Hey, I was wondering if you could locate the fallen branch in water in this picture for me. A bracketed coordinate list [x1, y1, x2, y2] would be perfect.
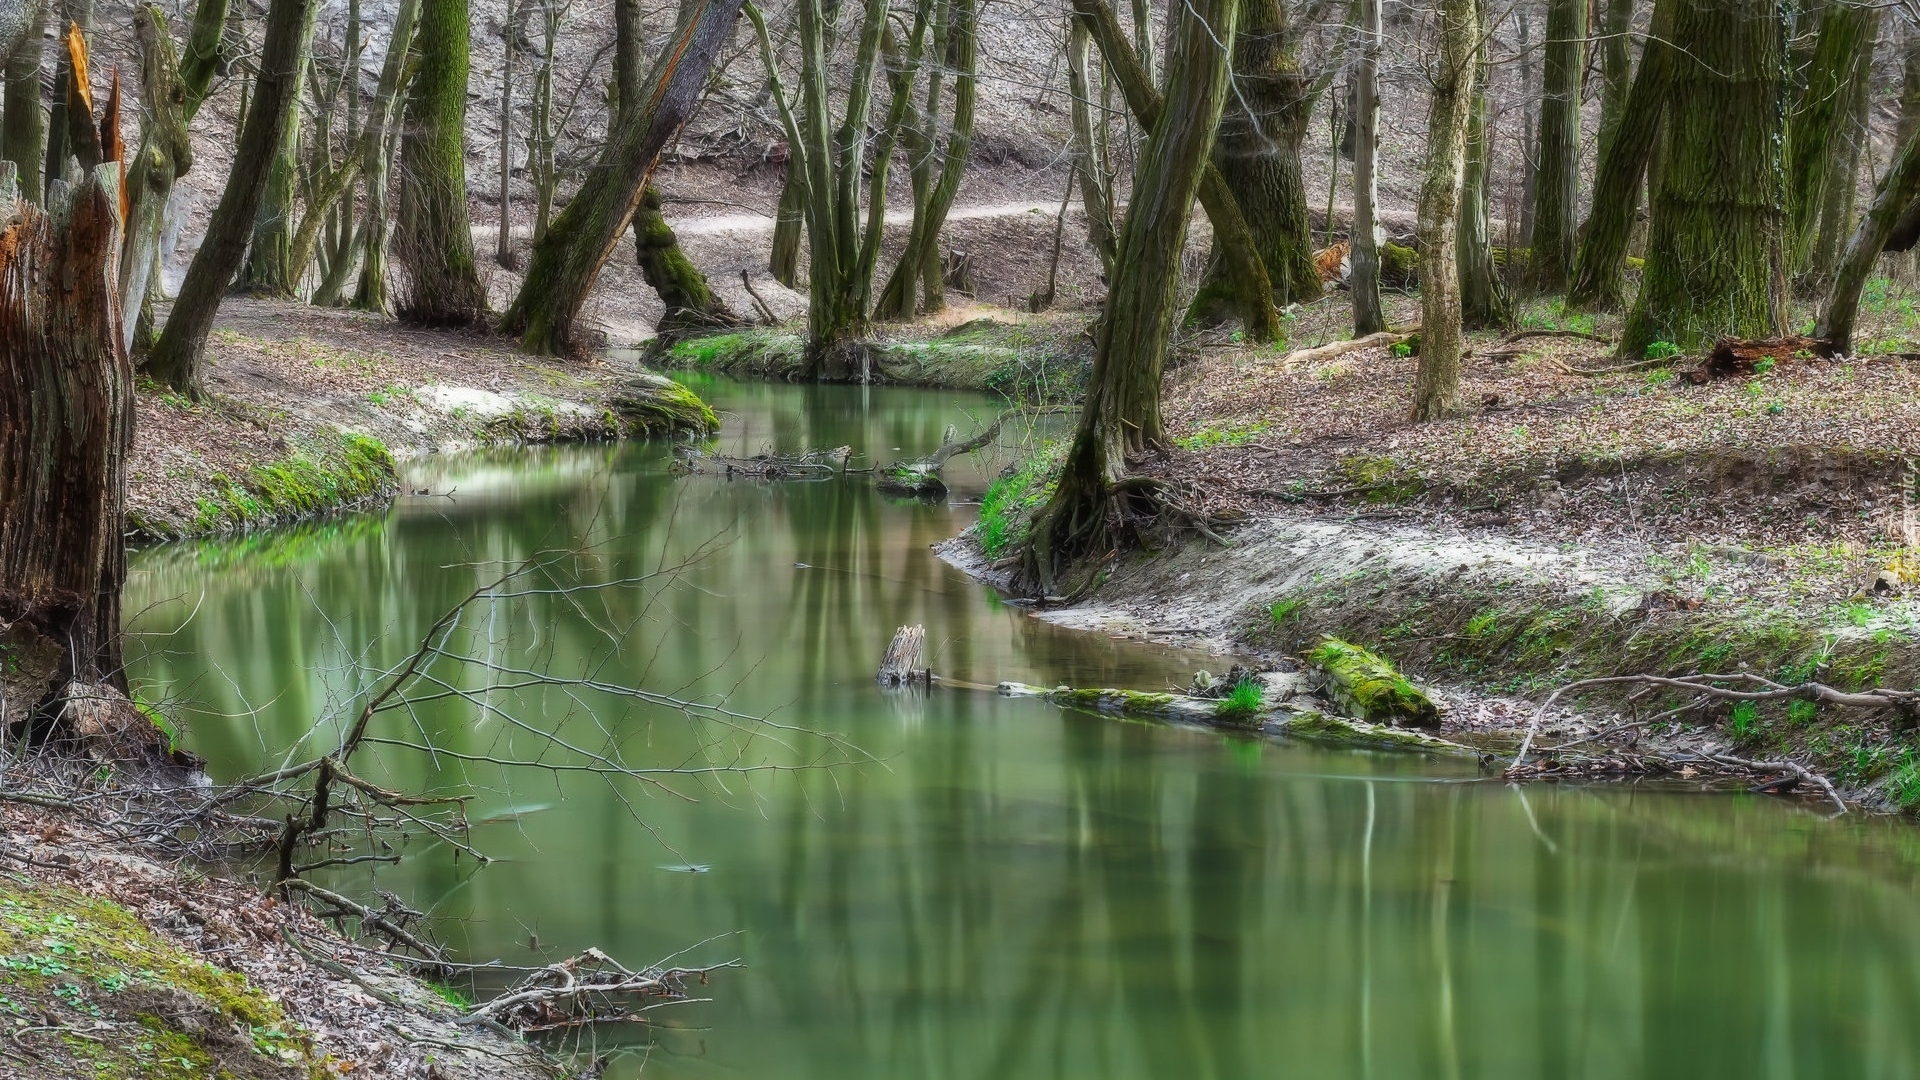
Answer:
[459, 948, 737, 1032]
[877, 405, 1071, 497]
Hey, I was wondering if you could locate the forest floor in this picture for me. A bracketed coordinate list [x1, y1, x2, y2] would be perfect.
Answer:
[931, 284, 1920, 816]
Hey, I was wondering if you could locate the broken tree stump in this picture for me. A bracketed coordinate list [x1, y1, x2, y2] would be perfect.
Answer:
[877, 625, 929, 687]
[1691, 335, 1835, 381]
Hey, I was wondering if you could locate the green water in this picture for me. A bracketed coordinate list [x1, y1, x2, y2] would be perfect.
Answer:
[127, 377, 1920, 1079]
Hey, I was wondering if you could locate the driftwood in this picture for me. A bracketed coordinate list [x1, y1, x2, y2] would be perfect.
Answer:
[1279, 328, 1416, 371]
[877, 624, 929, 687]
[876, 407, 1064, 497]
[457, 948, 734, 1032]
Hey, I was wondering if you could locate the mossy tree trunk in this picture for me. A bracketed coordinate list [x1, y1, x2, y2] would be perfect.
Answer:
[1596, 0, 1634, 160]
[349, 0, 421, 314]
[1621, 0, 1786, 357]
[1567, 0, 1673, 311]
[1458, 0, 1507, 329]
[1074, 0, 1278, 341]
[1016, 0, 1236, 595]
[1192, 0, 1323, 313]
[238, 0, 317, 298]
[392, 0, 488, 326]
[500, 0, 747, 355]
[1527, 0, 1584, 291]
[1410, 0, 1476, 421]
[0, 163, 132, 697]
[1066, 14, 1117, 280]
[1785, 3, 1874, 276]
[1349, 0, 1385, 334]
[1818, 48, 1920, 354]
[2, 0, 47, 204]
[873, 0, 977, 320]
[148, 0, 314, 399]
[1809, 32, 1873, 285]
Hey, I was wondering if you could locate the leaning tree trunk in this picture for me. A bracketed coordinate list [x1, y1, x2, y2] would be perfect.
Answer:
[1566, 0, 1673, 311]
[874, 0, 976, 319]
[1066, 14, 1117, 280]
[239, 0, 317, 297]
[1017, 0, 1237, 595]
[500, 0, 747, 356]
[1810, 29, 1875, 284]
[1621, 0, 1786, 357]
[1192, 0, 1321, 316]
[1410, 0, 1476, 421]
[393, 0, 488, 326]
[634, 186, 741, 335]
[1527, 0, 1584, 291]
[1074, 0, 1279, 340]
[2, 0, 47, 203]
[148, 0, 314, 398]
[1349, 0, 1385, 334]
[350, 0, 421, 313]
[1819, 51, 1920, 354]
[1457, 0, 1507, 329]
[1785, 3, 1874, 276]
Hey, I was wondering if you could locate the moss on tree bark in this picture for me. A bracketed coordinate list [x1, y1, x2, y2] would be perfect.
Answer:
[393, 0, 488, 326]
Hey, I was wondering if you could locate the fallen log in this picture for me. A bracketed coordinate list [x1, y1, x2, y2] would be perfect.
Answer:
[1305, 638, 1440, 727]
[1278, 328, 1416, 371]
[1689, 335, 1835, 381]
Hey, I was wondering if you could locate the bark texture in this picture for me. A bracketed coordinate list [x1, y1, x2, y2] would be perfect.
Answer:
[393, 0, 488, 326]
[1567, 0, 1673, 311]
[1066, 15, 1116, 280]
[1819, 44, 1920, 353]
[634, 186, 740, 334]
[1621, 0, 1786, 356]
[350, 0, 421, 313]
[238, 0, 316, 297]
[1786, 4, 1873, 273]
[1018, 0, 1236, 594]
[500, 0, 747, 355]
[874, 0, 977, 319]
[1528, 0, 1584, 290]
[1349, 0, 1384, 334]
[147, 0, 313, 397]
[120, 4, 192, 359]
[1457, 0, 1506, 329]
[1411, 0, 1476, 420]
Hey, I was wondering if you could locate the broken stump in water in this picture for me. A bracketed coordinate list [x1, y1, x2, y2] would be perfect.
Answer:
[877, 625, 930, 687]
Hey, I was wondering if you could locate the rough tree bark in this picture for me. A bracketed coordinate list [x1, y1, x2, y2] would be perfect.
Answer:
[349, 0, 421, 313]
[2, 0, 47, 203]
[1066, 13, 1117, 280]
[1411, 0, 1477, 420]
[393, 0, 488, 326]
[1349, 0, 1385, 334]
[238, 0, 317, 297]
[1566, 0, 1673, 311]
[1785, 3, 1874, 274]
[147, 0, 314, 398]
[1074, 0, 1279, 341]
[1596, 0, 1633, 160]
[1016, 0, 1237, 595]
[1809, 32, 1873, 284]
[1458, 0, 1507, 328]
[1528, 0, 1584, 291]
[500, 0, 748, 356]
[1819, 38, 1920, 354]
[1621, 0, 1786, 357]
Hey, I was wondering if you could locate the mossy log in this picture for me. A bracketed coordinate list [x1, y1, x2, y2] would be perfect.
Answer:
[1305, 638, 1439, 727]
[610, 373, 719, 437]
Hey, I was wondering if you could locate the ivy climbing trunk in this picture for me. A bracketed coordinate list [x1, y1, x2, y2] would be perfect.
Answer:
[1528, 0, 1584, 291]
[500, 0, 747, 355]
[393, 0, 488, 326]
[1621, 0, 1786, 357]
[1567, 0, 1674, 312]
[1410, 0, 1476, 421]
[148, 0, 314, 398]
[1192, 0, 1322, 316]
[1017, 0, 1236, 595]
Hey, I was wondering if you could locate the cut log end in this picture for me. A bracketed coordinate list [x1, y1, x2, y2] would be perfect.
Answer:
[877, 624, 930, 688]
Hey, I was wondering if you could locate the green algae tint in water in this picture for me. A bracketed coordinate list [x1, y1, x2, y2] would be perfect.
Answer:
[127, 379, 1920, 1080]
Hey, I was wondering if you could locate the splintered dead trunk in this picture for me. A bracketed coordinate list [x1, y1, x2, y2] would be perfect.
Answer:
[393, 0, 488, 326]
[148, 0, 315, 398]
[1193, 0, 1321, 311]
[2, 0, 47, 202]
[1349, 0, 1385, 335]
[500, 0, 747, 356]
[1410, 0, 1476, 421]
[1017, 0, 1236, 595]
[1621, 0, 1786, 357]
[1528, 0, 1583, 291]
[1567, 0, 1673, 311]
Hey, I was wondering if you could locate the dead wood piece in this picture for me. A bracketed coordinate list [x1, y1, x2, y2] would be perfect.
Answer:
[1278, 328, 1415, 371]
[460, 948, 733, 1032]
[1692, 335, 1836, 381]
[877, 625, 929, 687]
[741, 269, 778, 324]
[1499, 327, 1613, 346]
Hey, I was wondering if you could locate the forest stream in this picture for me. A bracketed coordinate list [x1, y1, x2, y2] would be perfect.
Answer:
[121, 378, 1920, 1080]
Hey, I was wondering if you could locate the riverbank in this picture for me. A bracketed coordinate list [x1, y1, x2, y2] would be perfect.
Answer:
[946, 319, 1920, 814]
[129, 298, 717, 541]
[0, 796, 562, 1079]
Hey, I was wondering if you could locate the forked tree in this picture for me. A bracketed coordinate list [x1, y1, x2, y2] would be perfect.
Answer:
[1016, 0, 1238, 595]
[872, 0, 977, 320]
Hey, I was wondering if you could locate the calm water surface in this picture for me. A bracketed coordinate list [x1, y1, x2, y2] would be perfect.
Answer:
[127, 376, 1920, 1079]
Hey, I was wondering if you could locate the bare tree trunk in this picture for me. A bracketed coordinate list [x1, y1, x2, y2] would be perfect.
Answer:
[1786, 3, 1874, 275]
[495, 0, 516, 267]
[239, 0, 317, 297]
[1528, 0, 1583, 291]
[1411, 0, 1476, 421]
[1596, 0, 1633, 160]
[121, 5, 193, 360]
[1820, 33, 1920, 353]
[1017, 0, 1237, 594]
[1067, 13, 1116, 280]
[350, 0, 422, 313]
[1349, 0, 1385, 334]
[874, 0, 977, 319]
[42, 0, 90, 201]
[148, 0, 314, 397]
[2, 0, 47, 204]
[1515, 10, 1535, 256]
[1458, 0, 1506, 328]
[530, 0, 557, 239]
[1810, 23, 1876, 284]
[1567, 0, 1673, 311]
[1620, 0, 1786, 357]
[500, 0, 748, 356]
[393, 0, 488, 325]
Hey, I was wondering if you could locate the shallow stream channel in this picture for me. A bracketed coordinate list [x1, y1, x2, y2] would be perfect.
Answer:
[126, 376, 1920, 1079]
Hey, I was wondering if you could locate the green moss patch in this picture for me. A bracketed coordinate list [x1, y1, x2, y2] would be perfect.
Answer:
[665, 329, 809, 377]
[977, 442, 1067, 558]
[1306, 638, 1440, 727]
[0, 879, 315, 1078]
[610, 375, 719, 437]
[132, 429, 397, 541]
